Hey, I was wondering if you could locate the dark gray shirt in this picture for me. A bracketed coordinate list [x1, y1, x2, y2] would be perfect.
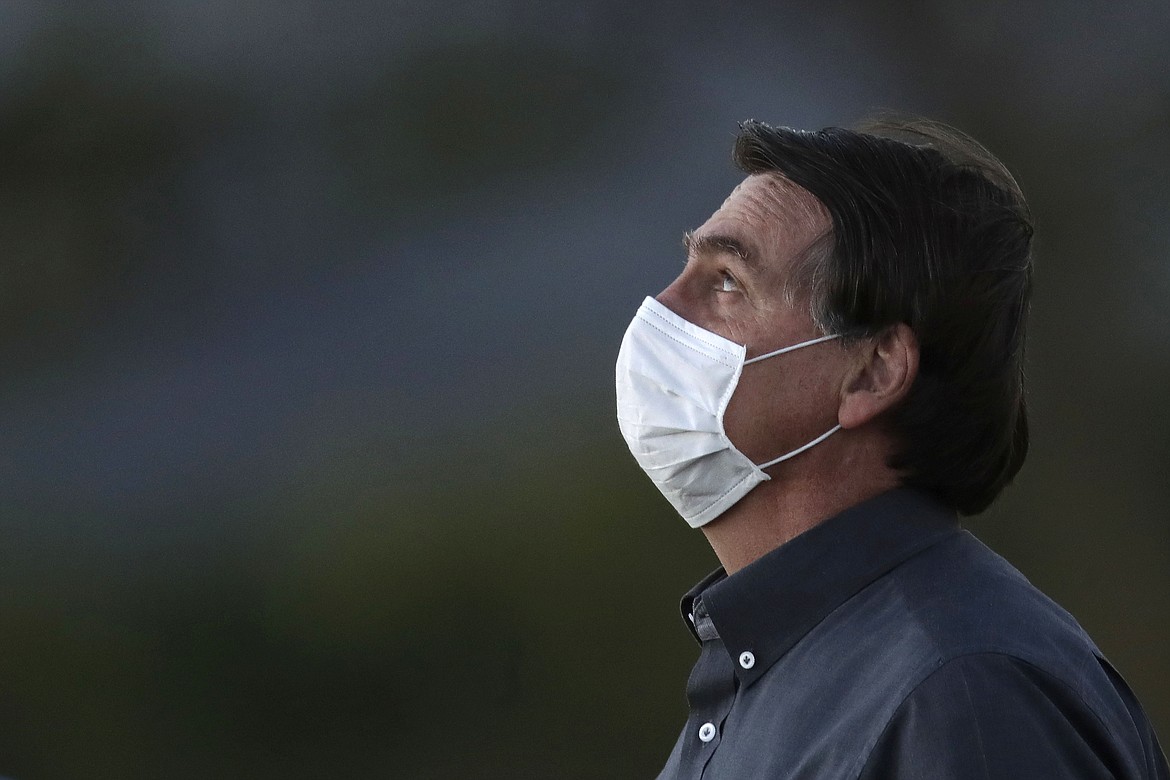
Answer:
[657, 489, 1169, 779]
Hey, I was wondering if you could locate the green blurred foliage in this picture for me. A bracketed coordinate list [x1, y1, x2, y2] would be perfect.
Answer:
[0, 427, 705, 777]
[331, 40, 631, 212]
[0, 21, 228, 368]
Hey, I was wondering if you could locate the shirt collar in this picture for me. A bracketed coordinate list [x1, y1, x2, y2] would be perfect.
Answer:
[678, 488, 960, 689]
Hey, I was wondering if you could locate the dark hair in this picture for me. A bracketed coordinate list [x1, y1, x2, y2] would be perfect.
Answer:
[733, 117, 1033, 515]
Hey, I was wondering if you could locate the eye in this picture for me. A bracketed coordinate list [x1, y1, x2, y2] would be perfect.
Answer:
[717, 272, 739, 293]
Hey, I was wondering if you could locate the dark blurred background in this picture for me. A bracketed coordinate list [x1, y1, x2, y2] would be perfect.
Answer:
[0, 1, 1167, 777]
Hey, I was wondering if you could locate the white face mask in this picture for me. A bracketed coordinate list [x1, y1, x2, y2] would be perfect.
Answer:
[615, 296, 841, 528]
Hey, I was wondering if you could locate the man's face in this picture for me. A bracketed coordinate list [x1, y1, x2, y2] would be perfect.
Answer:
[655, 173, 850, 468]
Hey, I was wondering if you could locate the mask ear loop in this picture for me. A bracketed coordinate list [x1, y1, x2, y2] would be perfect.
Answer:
[757, 425, 842, 470]
[743, 333, 840, 364]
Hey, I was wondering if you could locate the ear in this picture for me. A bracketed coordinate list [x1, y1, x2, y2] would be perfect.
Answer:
[837, 324, 919, 430]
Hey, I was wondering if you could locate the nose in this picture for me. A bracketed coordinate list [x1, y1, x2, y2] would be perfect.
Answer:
[654, 272, 692, 321]
[653, 267, 729, 343]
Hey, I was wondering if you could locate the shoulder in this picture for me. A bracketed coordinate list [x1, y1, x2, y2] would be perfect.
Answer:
[869, 529, 1098, 664]
[836, 532, 1168, 777]
[856, 652, 1166, 779]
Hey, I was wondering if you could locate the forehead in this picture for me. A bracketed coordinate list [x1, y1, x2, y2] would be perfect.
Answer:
[698, 173, 830, 275]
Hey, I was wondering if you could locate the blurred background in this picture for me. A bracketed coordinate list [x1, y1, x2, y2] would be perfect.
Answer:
[0, 1, 1167, 777]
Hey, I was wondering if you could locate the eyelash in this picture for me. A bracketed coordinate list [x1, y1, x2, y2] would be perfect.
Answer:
[681, 253, 741, 294]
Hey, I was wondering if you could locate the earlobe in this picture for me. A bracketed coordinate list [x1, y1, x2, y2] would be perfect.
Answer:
[837, 324, 919, 430]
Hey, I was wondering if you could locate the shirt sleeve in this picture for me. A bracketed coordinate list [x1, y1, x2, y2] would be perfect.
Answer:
[858, 653, 1169, 780]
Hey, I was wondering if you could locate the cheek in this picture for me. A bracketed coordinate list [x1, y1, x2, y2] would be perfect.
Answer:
[722, 368, 791, 461]
[722, 315, 757, 347]
[722, 383, 758, 456]
[722, 355, 844, 460]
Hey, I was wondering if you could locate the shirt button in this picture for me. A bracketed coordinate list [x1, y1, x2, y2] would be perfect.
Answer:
[698, 722, 717, 743]
[739, 651, 755, 670]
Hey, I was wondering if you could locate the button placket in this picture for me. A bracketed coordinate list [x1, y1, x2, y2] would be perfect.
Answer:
[679, 635, 735, 773]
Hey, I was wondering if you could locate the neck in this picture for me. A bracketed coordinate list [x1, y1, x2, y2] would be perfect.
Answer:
[700, 437, 900, 574]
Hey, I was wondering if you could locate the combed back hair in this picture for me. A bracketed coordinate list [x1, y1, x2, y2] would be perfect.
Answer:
[733, 117, 1033, 515]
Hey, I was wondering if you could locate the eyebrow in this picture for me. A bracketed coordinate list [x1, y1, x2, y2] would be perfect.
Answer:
[683, 231, 762, 272]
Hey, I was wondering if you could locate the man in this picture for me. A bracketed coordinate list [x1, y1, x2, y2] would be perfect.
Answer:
[614, 118, 1169, 778]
